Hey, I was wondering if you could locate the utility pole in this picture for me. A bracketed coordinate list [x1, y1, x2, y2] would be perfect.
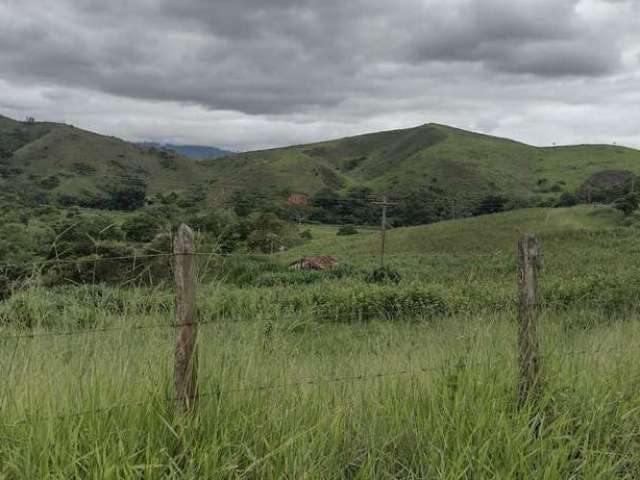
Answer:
[371, 195, 397, 268]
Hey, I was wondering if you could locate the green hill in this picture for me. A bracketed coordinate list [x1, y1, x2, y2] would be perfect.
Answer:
[285, 205, 622, 261]
[3, 113, 640, 214]
[203, 123, 640, 206]
[0, 115, 206, 205]
[281, 205, 638, 308]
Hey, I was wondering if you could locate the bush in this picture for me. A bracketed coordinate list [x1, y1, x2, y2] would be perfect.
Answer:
[246, 213, 302, 253]
[337, 225, 359, 236]
[122, 213, 162, 242]
[366, 266, 401, 284]
[473, 194, 507, 215]
[38, 175, 60, 190]
[613, 193, 639, 216]
[46, 241, 138, 285]
[52, 213, 123, 258]
[190, 209, 240, 253]
[557, 192, 577, 207]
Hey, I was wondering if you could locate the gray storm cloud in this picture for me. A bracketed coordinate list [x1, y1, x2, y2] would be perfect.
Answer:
[0, 0, 638, 149]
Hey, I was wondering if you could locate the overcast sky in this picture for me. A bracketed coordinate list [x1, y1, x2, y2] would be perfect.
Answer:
[1, 0, 639, 151]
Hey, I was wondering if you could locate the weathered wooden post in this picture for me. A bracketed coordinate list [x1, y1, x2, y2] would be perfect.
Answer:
[174, 224, 198, 414]
[517, 233, 540, 405]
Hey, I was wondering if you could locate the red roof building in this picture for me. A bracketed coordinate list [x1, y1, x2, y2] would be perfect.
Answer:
[286, 192, 309, 205]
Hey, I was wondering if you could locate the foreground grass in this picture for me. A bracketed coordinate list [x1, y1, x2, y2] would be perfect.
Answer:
[2, 206, 640, 477]
[2, 308, 640, 478]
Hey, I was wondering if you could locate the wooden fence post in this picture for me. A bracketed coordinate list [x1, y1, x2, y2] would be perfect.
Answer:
[174, 224, 198, 414]
[517, 233, 540, 405]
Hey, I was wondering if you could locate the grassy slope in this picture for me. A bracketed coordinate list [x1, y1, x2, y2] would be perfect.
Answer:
[0, 115, 208, 195]
[283, 206, 636, 303]
[4, 113, 640, 204]
[285, 205, 623, 260]
[204, 124, 640, 203]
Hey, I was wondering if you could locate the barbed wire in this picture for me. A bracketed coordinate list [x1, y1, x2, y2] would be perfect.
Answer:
[0, 249, 519, 273]
[6, 342, 640, 428]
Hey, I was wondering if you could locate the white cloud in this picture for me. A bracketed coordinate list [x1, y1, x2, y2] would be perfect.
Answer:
[0, 0, 638, 150]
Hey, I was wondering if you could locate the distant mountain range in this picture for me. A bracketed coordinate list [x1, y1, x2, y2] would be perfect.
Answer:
[137, 142, 234, 159]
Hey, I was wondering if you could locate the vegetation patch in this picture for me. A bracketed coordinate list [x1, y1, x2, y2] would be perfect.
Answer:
[312, 283, 447, 321]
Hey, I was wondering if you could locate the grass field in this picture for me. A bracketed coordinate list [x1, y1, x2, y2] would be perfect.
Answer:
[3, 205, 640, 478]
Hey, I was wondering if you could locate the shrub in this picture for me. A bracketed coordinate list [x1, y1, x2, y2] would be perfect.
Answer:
[613, 193, 639, 216]
[337, 225, 359, 236]
[122, 213, 162, 242]
[366, 266, 401, 284]
[473, 194, 507, 215]
[190, 209, 240, 253]
[246, 213, 302, 253]
[103, 180, 147, 211]
[46, 241, 140, 285]
[558, 192, 577, 207]
[38, 175, 60, 190]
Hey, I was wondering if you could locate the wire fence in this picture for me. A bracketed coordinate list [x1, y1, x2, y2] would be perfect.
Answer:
[5, 340, 640, 428]
[2, 224, 640, 427]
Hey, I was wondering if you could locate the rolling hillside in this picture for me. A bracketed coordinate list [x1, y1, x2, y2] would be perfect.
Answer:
[285, 205, 622, 261]
[0, 115, 207, 203]
[203, 123, 640, 205]
[3, 113, 640, 212]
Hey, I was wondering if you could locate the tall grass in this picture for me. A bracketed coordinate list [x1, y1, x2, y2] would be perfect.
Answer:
[3, 207, 640, 477]
[3, 308, 640, 478]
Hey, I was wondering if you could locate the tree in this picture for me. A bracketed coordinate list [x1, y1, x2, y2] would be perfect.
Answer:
[283, 203, 312, 225]
[231, 191, 259, 217]
[121, 213, 162, 242]
[190, 209, 240, 253]
[246, 213, 301, 253]
[394, 190, 447, 226]
[309, 188, 342, 224]
[337, 225, 359, 236]
[103, 179, 147, 211]
[613, 193, 639, 216]
[557, 192, 577, 207]
[473, 194, 507, 216]
[342, 187, 377, 224]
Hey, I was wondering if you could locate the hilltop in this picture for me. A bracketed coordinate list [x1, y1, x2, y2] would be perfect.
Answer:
[203, 123, 640, 206]
[2, 114, 640, 216]
[0, 115, 206, 207]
